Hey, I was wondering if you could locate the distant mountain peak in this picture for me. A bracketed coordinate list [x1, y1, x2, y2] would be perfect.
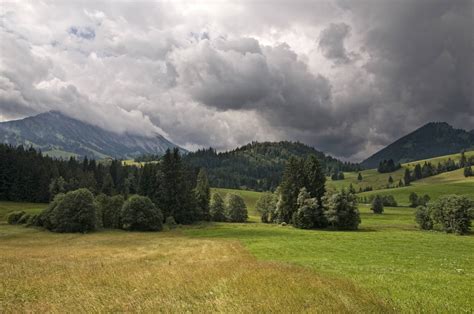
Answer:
[361, 122, 474, 168]
[0, 111, 185, 159]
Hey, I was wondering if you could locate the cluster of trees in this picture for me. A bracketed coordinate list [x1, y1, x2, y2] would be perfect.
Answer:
[209, 193, 248, 222]
[415, 195, 473, 235]
[8, 189, 165, 232]
[0, 144, 147, 203]
[1, 144, 216, 228]
[403, 152, 474, 185]
[330, 170, 345, 181]
[255, 156, 361, 230]
[377, 159, 401, 173]
[184, 142, 362, 191]
[409, 192, 430, 208]
[362, 194, 397, 208]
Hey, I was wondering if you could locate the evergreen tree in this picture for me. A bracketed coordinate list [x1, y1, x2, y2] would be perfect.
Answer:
[371, 195, 384, 214]
[195, 168, 210, 220]
[357, 172, 363, 181]
[460, 151, 467, 168]
[409, 192, 419, 208]
[49, 176, 66, 199]
[388, 176, 394, 185]
[101, 173, 115, 196]
[210, 193, 226, 222]
[304, 156, 326, 204]
[404, 168, 411, 186]
[225, 194, 248, 222]
[464, 166, 473, 177]
[276, 157, 306, 223]
[293, 188, 326, 229]
[414, 164, 422, 180]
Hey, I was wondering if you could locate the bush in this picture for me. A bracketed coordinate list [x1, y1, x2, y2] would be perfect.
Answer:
[225, 194, 248, 222]
[382, 195, 397, 207]
[7, 211, 26, 225]
[371, 195, 384, 214]
[430, 195, 473, 235]
[165, 216, 177, 229]
[120, 195, 163, 231]
[96, 194, 124, 229]
[323, 190, 360, 230]
[409, 192, 430, 207]
[17, 213, 31, 225]
[26, 214, 40, 227]
[40, 189, 98, 233]
[415, 206, 433, 230]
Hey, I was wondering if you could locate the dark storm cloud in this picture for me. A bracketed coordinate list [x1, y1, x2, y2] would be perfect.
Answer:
[318, 23, 352, 64]
[1, 0, 472, 159]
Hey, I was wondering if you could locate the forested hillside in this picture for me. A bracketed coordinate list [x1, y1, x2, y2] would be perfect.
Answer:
[362, 122, 474, 168]
[184, 141, 361, 191]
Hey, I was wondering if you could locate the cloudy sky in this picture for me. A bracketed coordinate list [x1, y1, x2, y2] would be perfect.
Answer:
[1, 0, 472, 161]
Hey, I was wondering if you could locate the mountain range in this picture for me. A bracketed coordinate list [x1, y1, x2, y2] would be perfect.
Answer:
[0, 111, 185, 159]
[361, 122, 474, 168]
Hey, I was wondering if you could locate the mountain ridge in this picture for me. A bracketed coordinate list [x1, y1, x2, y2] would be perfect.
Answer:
[361, 122, 474, 168]
[0, 111, 186, 159]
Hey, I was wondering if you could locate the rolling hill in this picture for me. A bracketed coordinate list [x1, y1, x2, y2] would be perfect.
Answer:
[327, 150, 474, 193]
[361, 122, 474, 168]
[0, 111, 185, 159]
[185, 142, 361, 191]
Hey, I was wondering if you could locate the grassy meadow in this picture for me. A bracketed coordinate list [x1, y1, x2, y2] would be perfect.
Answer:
[1, 192, 473, 312]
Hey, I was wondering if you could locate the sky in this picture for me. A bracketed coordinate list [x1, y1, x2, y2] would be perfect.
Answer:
[0, 0, 472, 161]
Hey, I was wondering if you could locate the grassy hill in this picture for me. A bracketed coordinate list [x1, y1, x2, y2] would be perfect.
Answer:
[359, 168, 474, 206]
[1, 200, 472, 312]
[327, 150, 474, 193]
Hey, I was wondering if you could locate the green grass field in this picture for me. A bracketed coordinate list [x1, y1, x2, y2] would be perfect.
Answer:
[327, 150, 474, 192]
[1, 193, 473, 312]
[359, 168, 474, 205]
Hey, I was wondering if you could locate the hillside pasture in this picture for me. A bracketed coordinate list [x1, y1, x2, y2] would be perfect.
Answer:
[359, 168, 474, 206]
[327, 150, 474, 192]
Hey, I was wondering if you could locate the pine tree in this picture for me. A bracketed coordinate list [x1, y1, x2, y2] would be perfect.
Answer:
[303, 155, 326, 204]
[102, 173, 115, 195]
[357, 172, 363, 181]
[276, 157, 306, 223]
[414, 164, 422, 180]
[388, 176, 394, 185]
[210, 193, 226, 222]
[404, 168, 411, 186]
[195, 168, 210, 220]
[371, 195, 384, 214]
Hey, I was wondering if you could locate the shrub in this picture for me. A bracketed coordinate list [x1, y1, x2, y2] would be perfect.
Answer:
[415, 206, 433, 230]
[323, 189, 360, 230]
[120, 195, 163, 231]
[371, 195, 384, 214]
[210, 193, 226, 222]
[41, 189, 98, 233]
[430, 195, 473, 235]
[225, 194, 248, 222]
[17, 213, 31, 225]
[96, 194, 124, 229]
[26, 214, 40, 227]
[409, 192, 430, 207]
[382, 195, 397, 207]
[7, 211, 26, 225]
[256, 192, 277, 223]
[165, 216, 177, 229]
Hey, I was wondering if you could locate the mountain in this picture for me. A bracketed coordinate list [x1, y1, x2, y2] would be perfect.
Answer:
[0, 111, 185, 159]
[184, 141, 361, 191]
[361, 122, 474, 168]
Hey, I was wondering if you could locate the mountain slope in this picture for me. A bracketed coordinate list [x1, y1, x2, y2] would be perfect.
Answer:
[0, 111, 185, 159]
[362, 122, 474, 168]
[185, 141, 361, 191]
